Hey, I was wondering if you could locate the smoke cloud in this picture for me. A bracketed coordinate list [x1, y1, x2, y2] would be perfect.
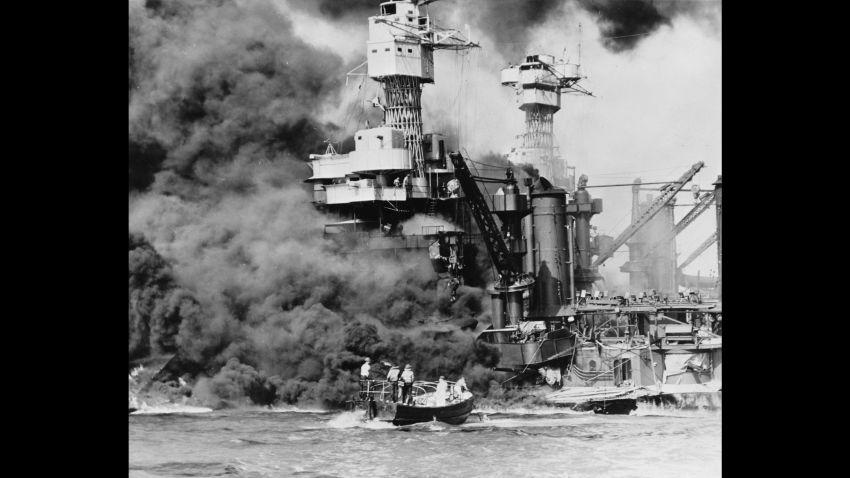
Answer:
[129, 0, 349, 194]
[129, 232, 203, 360]
[576, 0, 721, 52]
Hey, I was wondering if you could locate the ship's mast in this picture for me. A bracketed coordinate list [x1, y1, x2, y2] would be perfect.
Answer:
[367, 1, 478, 177]
[501, 52, 591, 191]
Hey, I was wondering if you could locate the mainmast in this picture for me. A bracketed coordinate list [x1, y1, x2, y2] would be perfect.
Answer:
[367, 1, 478, 177]
[500, 53, 591, 191]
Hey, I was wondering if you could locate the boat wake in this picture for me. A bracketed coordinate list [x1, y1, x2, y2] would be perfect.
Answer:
[325, 411, 396, 430]
[633, 399, 721, 418]
[473, 406, 592, 416]
[459, 416, 595, 430]
[266, 405, 329, 414]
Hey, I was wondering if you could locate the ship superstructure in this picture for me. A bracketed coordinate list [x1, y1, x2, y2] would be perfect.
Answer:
[305, 0, 479, 286]
[450, 151, 721, 413]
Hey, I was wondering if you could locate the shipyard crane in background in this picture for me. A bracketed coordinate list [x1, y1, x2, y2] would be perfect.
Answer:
[591, 161, 705, 269]
[629, 190, 716, 266]
[678, 231, 718, 274]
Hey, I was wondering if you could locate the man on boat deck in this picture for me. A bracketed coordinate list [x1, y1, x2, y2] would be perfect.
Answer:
[453, 377, 469, 400]
[386, 364, 400, 402]
[400, 364, 415, 405]
[435, 376, 448, 407]
[360, 358, 371, 398]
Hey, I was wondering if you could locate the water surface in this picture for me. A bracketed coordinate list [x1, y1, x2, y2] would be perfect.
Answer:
[129, 405, 720, 478]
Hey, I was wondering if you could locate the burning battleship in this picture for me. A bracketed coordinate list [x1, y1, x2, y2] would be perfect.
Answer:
[305, 0, 721, 414]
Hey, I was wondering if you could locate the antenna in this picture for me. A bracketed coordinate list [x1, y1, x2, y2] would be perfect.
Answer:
[323, 138, 338, 156]
[578, 22, 582, 67]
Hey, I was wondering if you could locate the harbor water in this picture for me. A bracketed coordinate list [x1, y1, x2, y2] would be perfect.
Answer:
[129, 405, 720, 478]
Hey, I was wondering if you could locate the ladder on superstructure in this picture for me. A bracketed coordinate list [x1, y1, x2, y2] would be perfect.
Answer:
[427, 197, 438, 217]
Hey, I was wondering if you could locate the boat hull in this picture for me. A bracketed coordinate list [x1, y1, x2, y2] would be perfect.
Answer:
[392, 397, 475, 426]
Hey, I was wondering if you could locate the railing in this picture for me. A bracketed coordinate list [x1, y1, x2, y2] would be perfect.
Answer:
[357, 380, 468, 405]
[569, 365, 615, 383]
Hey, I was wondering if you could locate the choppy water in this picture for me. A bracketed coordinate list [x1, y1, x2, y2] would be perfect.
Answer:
[129, 405, 720, 478]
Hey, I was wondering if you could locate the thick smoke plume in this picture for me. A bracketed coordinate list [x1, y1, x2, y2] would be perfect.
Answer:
[129, 232, 202, 360]
[129, 0, 348, 194]
[577, 0, 721, 52]
[129, 165, 496, 407]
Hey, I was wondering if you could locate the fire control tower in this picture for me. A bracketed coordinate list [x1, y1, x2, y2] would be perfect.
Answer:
[366, 0, 478, 177]
[500, 54, 592, 192]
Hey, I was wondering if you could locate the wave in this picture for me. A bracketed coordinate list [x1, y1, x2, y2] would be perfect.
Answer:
[633, 402, 721, 418]
[130, 403, 213, 415]
[266, 405, 329, 414]
[214, 404, 331, 414]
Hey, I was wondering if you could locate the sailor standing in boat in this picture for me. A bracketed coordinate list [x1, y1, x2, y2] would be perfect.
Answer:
[453, 376, 469, 400]
[435, 376, 448, 407]
[400, 364, 415, 405]
[360, 358, 371, 398]
[386, 364, 400, 402]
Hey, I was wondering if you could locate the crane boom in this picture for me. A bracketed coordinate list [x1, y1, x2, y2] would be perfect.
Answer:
[448, 152, 516, 283]
[591, 161, 705, 268]
[636, 191, 716, 262]
[678, 231, 718, 272]
[540, 62, 588, 93]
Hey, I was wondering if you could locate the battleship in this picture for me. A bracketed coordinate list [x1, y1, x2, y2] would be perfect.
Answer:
[305, 0, 721, 415]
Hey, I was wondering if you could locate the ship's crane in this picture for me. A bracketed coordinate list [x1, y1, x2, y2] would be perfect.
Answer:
[677, 231, 718, 273]
[633, 190, 716, 264]
[448, 152, 518, 286]
[373, 1, 479, 51]
[538, 59, 594, 97]
[591, 162, 705, 268]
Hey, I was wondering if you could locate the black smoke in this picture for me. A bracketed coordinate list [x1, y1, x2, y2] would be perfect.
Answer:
[129, 233, 203, 361]
[287, 0, 379, 20]
[576, 0, 672, 52]
[282, 1, 720, 55]
[129, 0, 346, 195]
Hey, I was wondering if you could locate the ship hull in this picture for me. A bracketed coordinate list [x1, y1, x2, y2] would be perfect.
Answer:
[573, 399, 637, 415]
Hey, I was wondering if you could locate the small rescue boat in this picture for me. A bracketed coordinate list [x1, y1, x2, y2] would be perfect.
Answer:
[351, 379, 475, 426]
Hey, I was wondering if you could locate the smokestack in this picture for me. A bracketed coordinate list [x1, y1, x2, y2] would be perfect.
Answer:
[530, 187, 570, 315]
[566, 175, 603, 293]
